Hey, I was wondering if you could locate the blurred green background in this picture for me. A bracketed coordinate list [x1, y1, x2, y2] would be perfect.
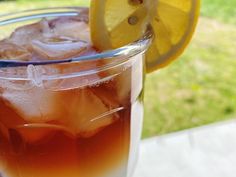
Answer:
[0, 0, 236, 138]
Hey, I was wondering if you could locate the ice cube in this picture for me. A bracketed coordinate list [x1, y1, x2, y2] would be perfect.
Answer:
[96, 67, 132, 107]
[31, 38, 90, 60]
[9, 19, 52, 47]
[0, 41, 32, 60]
[100, 55, 143, 106]
[59, 88, 120, 137]
[49, 14, 90, 42]
[1, 82, 119, 138]
[2, 15, 91, 61]
[1, 87, 63, 123]
[119, 54, 143, 104]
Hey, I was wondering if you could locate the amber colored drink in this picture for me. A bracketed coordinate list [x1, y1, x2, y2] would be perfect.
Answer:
[0, 7, 149, 177]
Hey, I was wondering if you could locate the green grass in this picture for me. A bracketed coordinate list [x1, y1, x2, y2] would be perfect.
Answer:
[201, 0, 236, 24]
[143, 18, 236, 137]
[0, 0, 236, 138]
[142, 0, 236, 137]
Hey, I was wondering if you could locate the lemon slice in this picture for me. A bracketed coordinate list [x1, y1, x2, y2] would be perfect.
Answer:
[90, 0, 200, 72]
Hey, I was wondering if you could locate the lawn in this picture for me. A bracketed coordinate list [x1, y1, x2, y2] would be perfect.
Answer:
[201, 0, 236, 24]
[143, 0, 236, 137]
[0, 0, 236, 138]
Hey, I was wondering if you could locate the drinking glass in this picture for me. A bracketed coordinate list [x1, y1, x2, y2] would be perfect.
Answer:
[0, 7, 152, 177]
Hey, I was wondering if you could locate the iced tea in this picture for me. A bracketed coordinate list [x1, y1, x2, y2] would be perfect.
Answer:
[0, 8, 148, 177]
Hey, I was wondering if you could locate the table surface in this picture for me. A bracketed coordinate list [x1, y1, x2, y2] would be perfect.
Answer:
[133, 119, 236, 177]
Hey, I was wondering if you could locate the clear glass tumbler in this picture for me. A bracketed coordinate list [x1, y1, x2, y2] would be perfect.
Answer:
[0, 7, 152, 177]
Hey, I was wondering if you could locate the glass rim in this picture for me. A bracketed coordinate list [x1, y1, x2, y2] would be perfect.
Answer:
[0, 7, 153, 69]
